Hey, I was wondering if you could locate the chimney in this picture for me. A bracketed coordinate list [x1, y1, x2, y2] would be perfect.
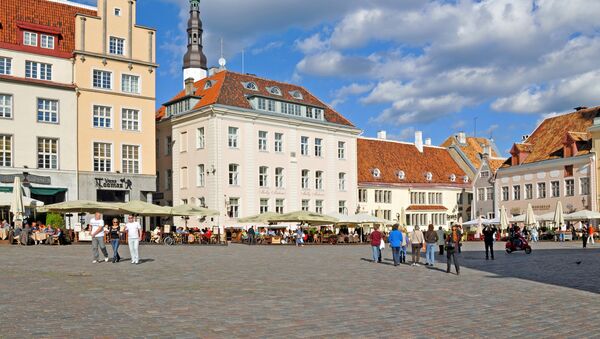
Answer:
[482, 145, 491, 158]
[415, 131, 423, 153]
[425, 138, 432, 146]
[457, 132, 467, 145]
[184, 78, 195, 96]
[575, 106, 588, 111]
[377, 130, 387, 140]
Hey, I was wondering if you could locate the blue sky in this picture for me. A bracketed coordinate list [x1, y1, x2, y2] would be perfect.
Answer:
[75, 0, 600, 156]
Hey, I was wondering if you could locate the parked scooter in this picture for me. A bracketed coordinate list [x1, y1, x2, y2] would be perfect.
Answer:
[505, 234, 532, 254]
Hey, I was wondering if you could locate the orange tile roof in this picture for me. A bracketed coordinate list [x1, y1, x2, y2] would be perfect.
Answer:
[358, 138, 467, 185]
[406, 205, 448, 211]
[441, 136, 501, 169]
[0, 0, 96, 56]
[487, 158, 507, 174]
[156, 70, 355, 127]
[510, 106, 598, 165]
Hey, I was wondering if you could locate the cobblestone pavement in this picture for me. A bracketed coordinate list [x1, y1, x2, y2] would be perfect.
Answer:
[1, 241, 599, 338]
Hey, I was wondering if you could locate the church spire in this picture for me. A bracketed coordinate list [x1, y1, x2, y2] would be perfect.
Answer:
[182, 0, 208, 85]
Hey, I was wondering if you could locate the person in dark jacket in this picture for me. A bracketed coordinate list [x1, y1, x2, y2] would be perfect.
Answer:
[424, 224, 438, 266]
[582, 224, 589, 248]
[446, 225, 461, 275]
[370, 225, 383, 263]
[482, 224, 497, 260]
[388, 224, 403, 266]
[247, 226, 256, 245]
[108, 219, 121, 263]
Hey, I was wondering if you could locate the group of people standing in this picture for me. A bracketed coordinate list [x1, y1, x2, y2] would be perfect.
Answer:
[90, 212, 142, 265]
[370, 224, 462, 275]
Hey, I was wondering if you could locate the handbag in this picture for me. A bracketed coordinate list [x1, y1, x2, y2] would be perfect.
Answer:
[445, 239, 455, 251]
[380, 241, 386, 250]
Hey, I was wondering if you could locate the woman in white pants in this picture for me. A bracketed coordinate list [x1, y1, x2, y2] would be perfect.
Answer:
[124, 216, 142, 264]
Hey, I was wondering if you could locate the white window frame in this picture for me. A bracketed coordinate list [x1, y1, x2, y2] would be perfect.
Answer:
[315, 200, 323, 214]
[23, 31, 38, 46]
[37, 98, 59, 124]
[258, 131, 268, 151]
[92, 105, 112, 129]
[502, 186, 509, 201]
[537, 182, 547, 199]
[259, 166, 269, 188]
[121, 108, 140, 131]
[0, 94, 13, 119]
[197, 164, 205, 187]
[121, 74, 140, 94]
[301, 169, 310, 189]
[93, 142, 112, 172]
[300, 136, 309, 156]
[580, 177, 590, 196]
[92, 70, 112, 90]
[275, 199, 284, 214]
[551, 181, 560, 198]
[275, 167, 284, 188]
[565, 179, 575, 197]
[315, 171, 323, 190]
[114, 7, 122, 16]
[274, 133, 283, 153]
[122, 144, 140, 174]
[338, 141, 346, 159]
[0, 57, 12, 75]
[513, 185, 521, 201]
[338, 200, 347, 214]
[196, 127, 205, 149]
[0, 135, 12, 167]
[109, 36, 125, 55]
[260, 199, 269, 214]
[229, 164, 239, 186]
[228, 127, 239, 148]
[26, 61, 52, 80]
[302, 199, 310, 212]
[314, 138, 322, 157]
[41, 35, 55, 49]
[37, 138, 58, 170]
[338, 172, 346, 191]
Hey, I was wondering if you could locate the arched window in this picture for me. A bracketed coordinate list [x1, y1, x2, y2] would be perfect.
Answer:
[450, 174, 456, 182]
[290, 90, 303, 100]
[426, 172, 433, 181]
[397, 170, 405, 180]
[372, 168, 381, 178]
[269, 86, 282, 96]
[463, 176, 470, 183]
[244, 82, 258, 91]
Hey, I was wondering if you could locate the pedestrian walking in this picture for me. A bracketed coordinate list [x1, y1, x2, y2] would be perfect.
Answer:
[446, 225, 461, 275]
[424, 224, 438, 266]
[582, 224, 589, 248]
[90, 212, 109, 263]
[370, 225, 383, 263]
[108, 218, 122, 263]
[482, 224, 497, 260]
[400, 227, 408, 264]
[248, 226, 256, 245]
[457, 225, 464, 253]
[531, 226, 539, 242]
[388, 224, 402, 266]
[587, 224, 595, 245]
[296, 227, 304, 247]
[436, 226, 445, 255]
[124, 216, 142, 264]
[409, 226, 424, 267]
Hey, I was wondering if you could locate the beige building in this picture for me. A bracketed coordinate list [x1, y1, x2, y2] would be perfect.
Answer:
[73, 0, 157, 203]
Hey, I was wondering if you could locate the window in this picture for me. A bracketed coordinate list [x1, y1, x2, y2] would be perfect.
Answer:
[450, 174, 456, 182]
[198, 197, 206, 208]
[502, 186, 509, 201]
[315, 200, 323, 214]
[228, 127, 238, 148]
[121, 109, 139, 131]
[315, 171, 323, 190]
[486, 187, 494, 201]
[37, 138, 58, 169]
[301, 136, 309, 156]
[196, 128, 205, 149]
[179, 132, 188, 153]
[301, 169, 310, 189]
[24, 32, 38, 46]
[480, 171, 490, 178]
[338, 141, 346, 159]
[581, 178, 590, 195]
[93, 142, 112, 172]
[338, 200, 347, 214]
[229, 164, 239, 186]
[228, 198, 239, 218]
[0, 94, 12, 118]
[197, 164, 205, 187]
[410, 192, 426, 205]
[37, 99, 58, 123]
[258, 131, 268, 151]
[302, 199, 309, 212]
[267, 99, 275, 112]
[274, 133, 283, 152]
[427, 192, 441, 204]
[275, 167, 284, 188]
[358, 189, 367, 203]
[537, 182, 547, 199]
[338, 172, 346, 191]
[0, 57, 12, 75]
[245, 82, 258, 91]
[114, 8, 121, 16]
[478, 188, 485, 201]
[275, 199, 284, 214]
[373, 168, 381, 178]
[166, 170, 172, 190]
[93, 70, 112, 89]
[314, 138, 322, 157]
[109, 37, 125, 55]
[426, 172, 433, 181]
[92, 105, 112, 128]
[525, 184, 533, 200]
[259, 166, 268, 187]
[269, 87, 282, 95]
[166, 136, 172, 156]
[291, 91, 303, 100]
[565, 179, 575, 197]
[26, 61, 52, 80]
[122, 145, 140, 174]
[121, 74, 140, 94]
[375, 190, 392, 203]
[383, 210, 392, 221]
[0, 135, 11, 167]
[513, 185, 521, 200]
[180, 167, 188, 188]
[551, 181, 560, 197]
[397, 171, 406, 180]
[260, 199, 269, 213]
[41, 35, 55, 49]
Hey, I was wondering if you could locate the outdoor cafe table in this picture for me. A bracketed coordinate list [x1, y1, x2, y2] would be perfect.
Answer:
[0, 228, 8, 240]
[31, 232, 48, 243]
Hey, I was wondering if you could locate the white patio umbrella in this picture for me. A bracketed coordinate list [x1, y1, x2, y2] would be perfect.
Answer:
[399, 207, 406, 227]
[329, 213, 390, 225]
[10, 177, 24, 222]
[553, 201, 564, 228]
[536, 212, 556, 222]
[564, 210, 600, 221]
[462, 217, 490, 226]
[500, 206, 509, 230]
[0, 193, 43, 208]
[524, 203, 537, 226]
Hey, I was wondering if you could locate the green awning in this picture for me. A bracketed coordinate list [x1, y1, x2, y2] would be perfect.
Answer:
[29, 187, 67, 196]
[0, 186, 13, 193]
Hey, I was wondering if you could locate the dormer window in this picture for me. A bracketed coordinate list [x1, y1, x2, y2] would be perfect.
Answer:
[397, 170, 405, 180]
[204, 80, 214, 90]
[114, 8, 121, 16]
[425, 172, 433, 181]
[450, 174, 456, 182]
[23, 32, 38, 47]
[41, 35, 55, 49]
[269, 86, 282, 96]
[244, 82, 258, 91]
[290, 90, 303, 100]
[372, 168, 381, 178]
[463, 176, 469, 183]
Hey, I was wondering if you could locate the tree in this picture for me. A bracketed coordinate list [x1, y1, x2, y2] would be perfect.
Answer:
[46, 212, 65, 229]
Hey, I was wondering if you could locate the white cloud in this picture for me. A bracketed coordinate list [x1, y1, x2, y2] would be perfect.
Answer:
[295, 33, 328, 54]
[330, 83, 374, 107]
[296, 51, 375, 77]
[251, 41, 283, 55]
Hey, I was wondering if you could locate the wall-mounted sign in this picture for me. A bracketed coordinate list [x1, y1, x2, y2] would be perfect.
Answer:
[0, 173, 51, 185]
[94, 178, 133, 190]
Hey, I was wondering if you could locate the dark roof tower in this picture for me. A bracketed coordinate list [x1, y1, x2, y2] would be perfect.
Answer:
[183, 0, 208, 85]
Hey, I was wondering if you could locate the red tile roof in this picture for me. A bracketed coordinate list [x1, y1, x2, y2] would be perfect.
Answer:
[358, 138, 467, 185]
[156, 70, 355, 127]
[440, 136, 502, 170]
[406, 205, 448, 211]
[505, 106, 598, 167]
[0, 0, 96, 57]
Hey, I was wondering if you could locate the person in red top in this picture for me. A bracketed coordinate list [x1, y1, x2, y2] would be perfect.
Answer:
[204, 229, 212, 244]
[587, 224, 595, 245]
[370, 225, 383, 263]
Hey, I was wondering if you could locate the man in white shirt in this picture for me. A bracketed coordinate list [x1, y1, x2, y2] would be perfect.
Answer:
[90, 212, 109, 263]
[124, 215, 142, 264]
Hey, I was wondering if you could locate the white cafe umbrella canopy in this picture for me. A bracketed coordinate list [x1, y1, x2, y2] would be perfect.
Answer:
[0, 192, 44, 208]
[509, 214, 526, 223]
[462, 217, 490, 226]
[536, 212, 556, 222]
[564, 209, 600, 221]
[500, 206, 509, 230]
[329, 213, 390, 225]
[524, 203, 537, 226]
[10, 176, 24, 222]
[553, 201, 564, 227]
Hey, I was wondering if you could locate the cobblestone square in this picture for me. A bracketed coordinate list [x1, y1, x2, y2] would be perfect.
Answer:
[1, 241, 599, 338]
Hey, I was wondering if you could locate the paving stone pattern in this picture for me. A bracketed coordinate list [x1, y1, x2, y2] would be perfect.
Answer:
[1, 241, 599, 338]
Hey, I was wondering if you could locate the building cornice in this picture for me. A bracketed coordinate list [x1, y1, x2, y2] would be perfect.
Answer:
[496, 153, 593, 175]
[0, 74, 76, 91]
[358, 182, 469, 190]
[73, 50, 158, 68]
[77, 87, 155, 101]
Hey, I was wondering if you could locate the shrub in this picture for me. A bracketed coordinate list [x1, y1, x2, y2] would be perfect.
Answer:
[46, 212, 65, 229]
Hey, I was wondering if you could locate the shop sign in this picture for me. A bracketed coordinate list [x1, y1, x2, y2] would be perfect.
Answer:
[94, 177, 133, 190]
[532, 204, 550, 211]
